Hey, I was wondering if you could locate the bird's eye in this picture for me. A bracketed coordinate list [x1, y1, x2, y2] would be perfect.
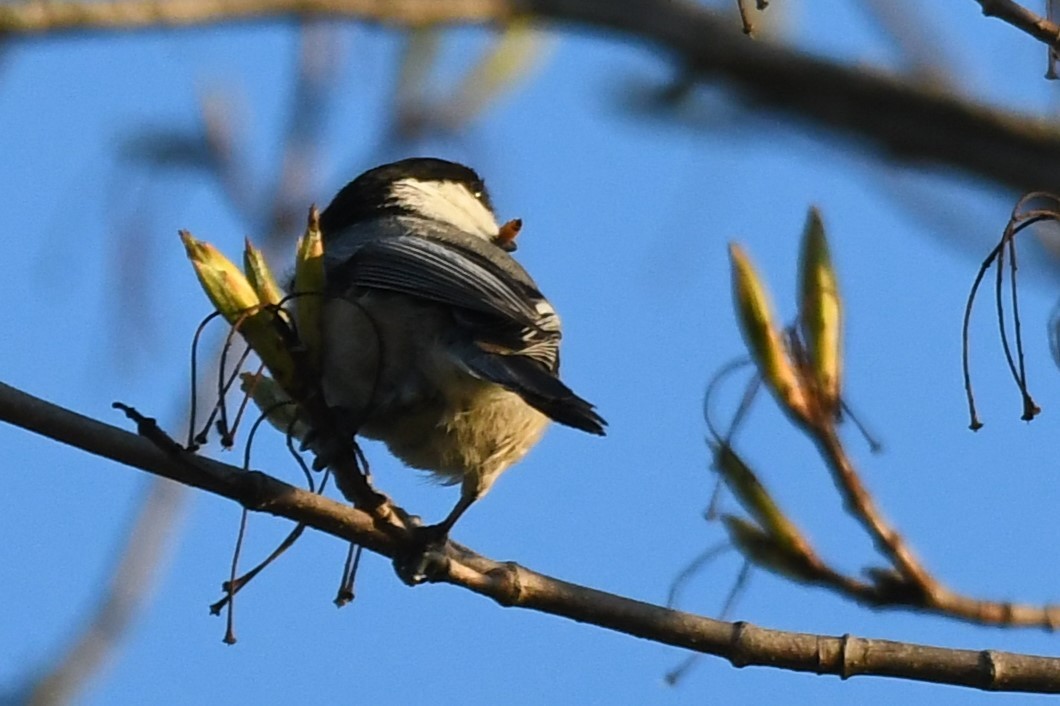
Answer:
[472, 190, 484, 200]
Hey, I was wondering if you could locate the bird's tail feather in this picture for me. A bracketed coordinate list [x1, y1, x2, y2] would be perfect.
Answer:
[461, 351, 606, 435]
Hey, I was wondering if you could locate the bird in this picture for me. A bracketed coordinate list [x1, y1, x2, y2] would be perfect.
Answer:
[316, 157, 606, 540]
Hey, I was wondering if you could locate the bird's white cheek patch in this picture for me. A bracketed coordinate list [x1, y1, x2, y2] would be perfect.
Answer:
[390, 179, 500, 239]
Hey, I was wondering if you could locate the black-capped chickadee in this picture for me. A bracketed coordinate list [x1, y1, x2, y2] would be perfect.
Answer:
[318, 157, 605, 538]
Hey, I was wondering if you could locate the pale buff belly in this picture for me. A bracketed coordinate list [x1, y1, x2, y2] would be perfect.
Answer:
[360, 380, 550, 497]
[321, 293, 550, 497]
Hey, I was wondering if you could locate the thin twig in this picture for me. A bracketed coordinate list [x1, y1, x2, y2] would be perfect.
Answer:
[719, 561, 752, 619]
[222, 508, 250, 644]
[209, 522, 308, 614]
[1005, 228, 1037, 420]
[812, 423, 1060, 628]
[735, 0, 754, 36]
[993, 230, 1022, 391]
[335, 543, 362, 607]
[976, 0, 1060, 52]
[188, 310, 222, 449]
[962, 238, 1001, 430]
[962, 196, 1055, 428]
[228, 361, 266, 442]
[665, 557, 751, 687]
[666, 542, 732, 608]
[701, 357, 753, 443]
[209, 406, 324, 616]
[839, 399, 882, 453]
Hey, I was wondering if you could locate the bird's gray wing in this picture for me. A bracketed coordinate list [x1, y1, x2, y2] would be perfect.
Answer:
[327, 227, 605, 434]
[329, 234, 543, 328]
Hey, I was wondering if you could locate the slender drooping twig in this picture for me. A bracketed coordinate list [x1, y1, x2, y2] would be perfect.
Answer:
[962, 195, 1057, 428]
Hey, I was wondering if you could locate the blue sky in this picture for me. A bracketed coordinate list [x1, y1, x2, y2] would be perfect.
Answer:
[3, 2, 1060, 704]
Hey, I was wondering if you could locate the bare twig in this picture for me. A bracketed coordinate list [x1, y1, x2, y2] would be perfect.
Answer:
[811, 433, 926, 587]
[735, 0, 754, 36]
[976, 0, 1060, 51]
[963, 194, 1055, 429]
[4, 382, 1060, 692]
[811, 424, 1060, 629]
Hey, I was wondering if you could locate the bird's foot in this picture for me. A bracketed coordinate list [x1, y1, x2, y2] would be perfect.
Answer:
[393, 524, 451, 586]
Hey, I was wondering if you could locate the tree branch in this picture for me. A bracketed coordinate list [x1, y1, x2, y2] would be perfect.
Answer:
[0, 0, 508, 34]
[810, 424, 1060, 628]
[2, 379, 1060, 693]
[3, 1, 1060, 195]
[976, 0, 1060, 51]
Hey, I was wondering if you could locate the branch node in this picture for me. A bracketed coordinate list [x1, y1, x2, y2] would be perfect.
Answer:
[485, 561, 525, 607]
[838, 633, 856, 680]
[979, 649, 999, 688]
[237, 470, 276, 510]
[729, 621, 752, 668]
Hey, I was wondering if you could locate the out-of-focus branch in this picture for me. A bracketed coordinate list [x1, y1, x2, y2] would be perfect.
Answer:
[3, 381, 1060, 694]
[857, 0, 957, 83]
[975, 0, 1060, 51]
[4, 0, 1060, 196]
[263, 21, 341, 247]
[22, 478, 186, 706]
[0, 0, 508, 34]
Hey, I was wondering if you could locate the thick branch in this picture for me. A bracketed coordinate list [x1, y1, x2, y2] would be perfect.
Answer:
[2, 380, 1060, 693]
[3, 1, 1060, 194]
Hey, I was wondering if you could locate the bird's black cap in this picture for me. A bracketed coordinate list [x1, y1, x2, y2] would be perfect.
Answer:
[320, 157, 493, 235]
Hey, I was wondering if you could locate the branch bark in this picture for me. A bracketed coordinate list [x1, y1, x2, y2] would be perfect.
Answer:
[976, 0, 1060, 51]
[2, 380, 1060, 693]
[3, 1, 1060, 196]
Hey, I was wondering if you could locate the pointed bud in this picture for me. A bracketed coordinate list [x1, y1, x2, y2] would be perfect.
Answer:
[729, 243, 810, 421]
[181, 231, 297, 391]
[721, 515, 819, 583]
[798, 207, 843, 414]
[713, 442, 817, 560]
[243, 238, 285, 307]
[181, 231, 261, 320]
[294, 207, 325, 369]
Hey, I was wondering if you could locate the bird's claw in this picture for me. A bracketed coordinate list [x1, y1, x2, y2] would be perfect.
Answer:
[393, 524, 451, 586]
